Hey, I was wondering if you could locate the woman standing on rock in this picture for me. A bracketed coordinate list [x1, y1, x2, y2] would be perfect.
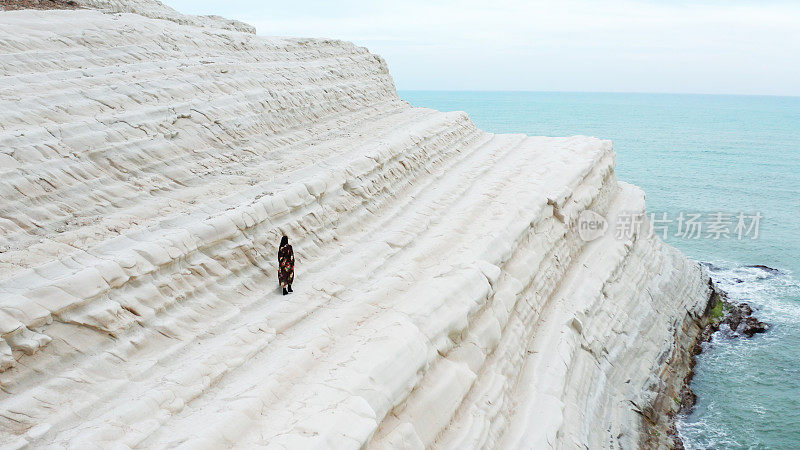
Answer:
[278, 236, 294, 295]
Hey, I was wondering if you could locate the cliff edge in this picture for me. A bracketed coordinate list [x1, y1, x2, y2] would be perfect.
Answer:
[0, 2, 712, 448]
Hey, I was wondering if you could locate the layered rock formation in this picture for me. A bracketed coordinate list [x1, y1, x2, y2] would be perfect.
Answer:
[0, 3, 713, 448]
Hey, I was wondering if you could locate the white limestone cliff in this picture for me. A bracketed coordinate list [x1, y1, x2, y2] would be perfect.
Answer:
[0, 2, 713, 448]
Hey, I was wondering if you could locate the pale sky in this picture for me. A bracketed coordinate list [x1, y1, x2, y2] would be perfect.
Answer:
[162, 0, 800, 96]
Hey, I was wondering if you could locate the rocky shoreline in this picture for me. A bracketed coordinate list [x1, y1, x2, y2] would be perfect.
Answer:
[667, 269, 771, 448]
[636, 276, 718, 449]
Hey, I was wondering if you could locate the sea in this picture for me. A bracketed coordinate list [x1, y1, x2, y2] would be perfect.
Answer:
[401, 91, 800, 449]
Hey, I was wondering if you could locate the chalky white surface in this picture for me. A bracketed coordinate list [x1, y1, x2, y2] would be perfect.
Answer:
[0, 4, 710, 448]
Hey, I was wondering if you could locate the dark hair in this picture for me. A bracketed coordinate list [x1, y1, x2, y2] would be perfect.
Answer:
[280, 235, 289, 247]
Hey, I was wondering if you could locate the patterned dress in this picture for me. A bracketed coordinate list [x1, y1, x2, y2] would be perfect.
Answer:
[278, 243, 294, 288]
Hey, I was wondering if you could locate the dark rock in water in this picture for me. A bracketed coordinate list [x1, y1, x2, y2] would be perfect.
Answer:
[745, 264, 782, 275]
[700, 262, 725, 272]
[734, 278, 744, 283]
[720, 300, 768, 337]
[741, 316, 769, 337]
[723, 307, 743, 331]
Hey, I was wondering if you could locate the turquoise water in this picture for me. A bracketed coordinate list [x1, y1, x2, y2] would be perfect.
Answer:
[401, 91, 800, 449]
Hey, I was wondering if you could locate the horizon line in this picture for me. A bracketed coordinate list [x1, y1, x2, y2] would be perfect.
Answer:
[396, 89, 800, 99]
